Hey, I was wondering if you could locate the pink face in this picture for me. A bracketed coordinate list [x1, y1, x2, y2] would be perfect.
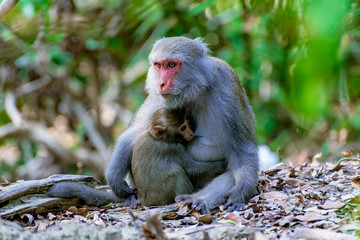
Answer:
[153, 58, 182, 98]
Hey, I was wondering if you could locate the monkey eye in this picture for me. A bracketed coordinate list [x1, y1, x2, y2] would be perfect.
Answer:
[168, 62, 176, 68]
[154, 63, 161, 69]
[180, 125, 186, 132]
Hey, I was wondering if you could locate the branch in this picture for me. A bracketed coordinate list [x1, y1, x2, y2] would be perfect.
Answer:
[331, 157, 360, 171]
[72, 102, 111, 161]
[0, 0, 19, 21]
[5, 92, 22, 126]
[0, 123, 105, 176]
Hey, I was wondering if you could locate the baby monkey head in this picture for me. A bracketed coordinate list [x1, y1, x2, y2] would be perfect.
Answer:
[149, 108, 195, 143]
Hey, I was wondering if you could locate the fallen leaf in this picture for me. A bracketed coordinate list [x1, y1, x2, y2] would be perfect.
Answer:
[330, 164, 346, 172]
[308, 192, 327, 200]
[68, 206, 89, 217]
[319, 200, 345, 210]
[295, 194, 305, 204]
[177, 203, 191, 216]
[264, 169, 282, 176]
[295, 211, 328, 222]
[312, 152, 322, 163]
[37, 220, 49, 231]
[315, 184, 336, 193]
[93, 214, 105, 227]
[277, 215, 295, 227]
[243, 208, 255, 220]
[197, 214, 215, 224]
[285, 178, 309, 188]
[287, 168, 297, 178]
[161, 212, 180, 220]
[47, 212, 57, 220]
[341, 149, 355, 158]
[225, 212, 248, 224]
[258, 179, 269, 192]
[262, 191, 288, 200]
[142, 214, 168, 240]
[351, 175, 360, 188]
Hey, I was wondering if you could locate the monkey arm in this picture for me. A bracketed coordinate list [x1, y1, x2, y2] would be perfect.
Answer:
[106, 95, 163, 199]
[223, 140, 259, 212]
[106, 129, 138, 198]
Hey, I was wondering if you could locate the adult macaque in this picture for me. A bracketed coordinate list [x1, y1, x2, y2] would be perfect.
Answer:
[132, 108, 195, 206]
[107, 36, 258, 213]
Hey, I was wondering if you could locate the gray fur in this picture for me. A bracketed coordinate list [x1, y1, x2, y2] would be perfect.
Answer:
[107, 36, 259, 213]
[47, 182, 119, 206]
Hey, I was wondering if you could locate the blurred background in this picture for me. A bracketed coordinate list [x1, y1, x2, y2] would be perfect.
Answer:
[0, 0, 359, 182]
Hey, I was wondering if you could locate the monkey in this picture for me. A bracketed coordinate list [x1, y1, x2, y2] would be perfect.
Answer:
[106, 36, 259, 214]
[48, 37, 258, 213]
[132, 108, 195, 206]
[48, 107, 224, 207]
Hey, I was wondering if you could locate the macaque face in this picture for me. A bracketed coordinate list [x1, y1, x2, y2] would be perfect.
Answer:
[153, 58, 182, 98]
[177, 120, 194, 142]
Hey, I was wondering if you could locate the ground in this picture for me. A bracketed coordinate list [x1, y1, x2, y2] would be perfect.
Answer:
[0, 157, 359, 240]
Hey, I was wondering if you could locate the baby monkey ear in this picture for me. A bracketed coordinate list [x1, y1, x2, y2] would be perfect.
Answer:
[153, 126, 165, 139]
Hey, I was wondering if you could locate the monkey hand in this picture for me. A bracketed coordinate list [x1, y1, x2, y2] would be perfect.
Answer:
[223, 197, 246, 212]
[110, 179, 137, 199]
[175, 195, 210, 214]
[124, 190, 140, 208]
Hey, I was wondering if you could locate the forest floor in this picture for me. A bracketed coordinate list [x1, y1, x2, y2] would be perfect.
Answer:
[0, 156, 360, 240]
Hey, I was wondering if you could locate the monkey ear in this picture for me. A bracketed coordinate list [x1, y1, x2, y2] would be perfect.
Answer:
[153, 126, 165, 139]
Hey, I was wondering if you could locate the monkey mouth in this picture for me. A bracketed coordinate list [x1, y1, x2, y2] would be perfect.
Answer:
[161, 94, 174, 99]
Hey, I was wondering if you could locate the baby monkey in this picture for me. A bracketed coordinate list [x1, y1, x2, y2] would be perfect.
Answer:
[132, 108, 195, 206]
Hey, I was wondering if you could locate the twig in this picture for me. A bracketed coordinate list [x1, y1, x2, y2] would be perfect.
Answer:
[14, 75, 52, 97]
[4, 92, 22, 126]
[72, 102, 110, 161]
[0, 0, 19, 21]
[0, 123, 105, 176]
[332, 157, 360, 170]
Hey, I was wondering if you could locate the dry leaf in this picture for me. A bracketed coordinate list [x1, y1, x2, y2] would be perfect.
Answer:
[341, 149, 355, 158]
[295, 211, 328, 222]
[47, 213, 57, 220]
[319, 200, 345, 210]
[142, 214, 168, 240]
[277, 215, 295, 227]
[285, 178, 308, 188]
[351, 175, 360, 188]
[287, 168, 297, 178]
[197, 214, 215, 224]
[161, 212, 180, 220]
[312, 152, 322, 163]
[295, 194, 305, 204]
[92, 214, 105, 227]
[68, 206, 89, 217]
[262, 191, 288, 200]
[37, 220, 49, 231]
[177, 203, 191, 216]
[225, 212, 248, 224]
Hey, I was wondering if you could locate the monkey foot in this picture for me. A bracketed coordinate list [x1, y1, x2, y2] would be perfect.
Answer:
[124, 191, 140, 208]
[223, 200, 246, 212]
[175, 195, 210, 214]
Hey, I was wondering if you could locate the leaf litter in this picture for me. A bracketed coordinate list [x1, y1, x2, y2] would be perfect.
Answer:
[2, 156, 360, 239]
